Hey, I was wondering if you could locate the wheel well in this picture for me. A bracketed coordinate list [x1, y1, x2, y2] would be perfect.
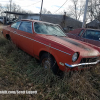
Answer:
[39, 51, 55, 60]
[6, 34, 10, 40]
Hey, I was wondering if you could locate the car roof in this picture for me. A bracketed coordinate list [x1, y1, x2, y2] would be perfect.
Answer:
[21, 19, 56, 25]
[86, 28, 100, 31]
[76, 28, 100, 31]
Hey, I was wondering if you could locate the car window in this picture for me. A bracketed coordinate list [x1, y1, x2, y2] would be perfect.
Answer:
[11, 21, 21, 29]
[18, 21, 32, 34]
[83, 30, 100, 41]
[78, 29, 84, 36]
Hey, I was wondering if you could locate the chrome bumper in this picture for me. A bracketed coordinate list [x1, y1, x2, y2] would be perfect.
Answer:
[65, 60, 100, 68]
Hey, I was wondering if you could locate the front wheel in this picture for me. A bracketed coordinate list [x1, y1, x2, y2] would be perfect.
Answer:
[40, 53, 64, 77]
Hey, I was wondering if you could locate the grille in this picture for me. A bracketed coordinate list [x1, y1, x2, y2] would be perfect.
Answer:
[80, 57, 99, 63]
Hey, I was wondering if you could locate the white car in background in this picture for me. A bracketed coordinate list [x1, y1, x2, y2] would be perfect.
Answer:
[0, 17, 4, 24]
[0, 16, 10, 24]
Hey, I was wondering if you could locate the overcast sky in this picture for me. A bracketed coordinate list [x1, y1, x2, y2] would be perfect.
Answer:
[0, 0, 85, 14]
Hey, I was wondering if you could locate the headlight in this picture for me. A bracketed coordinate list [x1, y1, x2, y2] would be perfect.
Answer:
[72, 52, 79, 62]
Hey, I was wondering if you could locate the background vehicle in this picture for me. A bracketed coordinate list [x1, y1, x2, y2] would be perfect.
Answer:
[0, 16, 4, 24]
[0, 16, 10, 24]
[66, 28, 100, 47]
[7, 18, 19, 25]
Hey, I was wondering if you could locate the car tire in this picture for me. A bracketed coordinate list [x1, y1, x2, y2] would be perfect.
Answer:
[40, 53, 64, 77]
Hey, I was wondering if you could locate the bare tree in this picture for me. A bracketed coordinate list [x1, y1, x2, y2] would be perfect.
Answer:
[27, 10, 33, 14]
[47, 11, 51, 14]
[42, 8, 51, 14]
[67, 0, 84, 20]
[0, 4, 3, 16]
[4, 2, 27, 13]
[4, 3, 27, 18]
[87, 0, 100, 21]
[11, 3, 19, 12]
[5, 4, 10, 11]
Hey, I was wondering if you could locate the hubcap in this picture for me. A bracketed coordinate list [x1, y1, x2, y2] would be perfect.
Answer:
[42, 58, 51, 69]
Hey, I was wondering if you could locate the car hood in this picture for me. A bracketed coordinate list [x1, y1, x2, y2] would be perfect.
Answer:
[38, 35, 99, 57]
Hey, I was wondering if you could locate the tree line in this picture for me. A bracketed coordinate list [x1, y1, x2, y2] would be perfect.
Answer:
[0, 0, 100, 23]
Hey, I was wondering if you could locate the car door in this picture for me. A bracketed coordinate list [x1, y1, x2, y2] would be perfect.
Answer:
[81, 30, 100, 47]
[15, 21, 34, 55]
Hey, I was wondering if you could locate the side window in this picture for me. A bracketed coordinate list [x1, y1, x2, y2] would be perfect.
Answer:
[78, 29, 84, 36]
[83, 30, 100, 41]
[11, 21, 21, 29]
[18, 21, 32, 34]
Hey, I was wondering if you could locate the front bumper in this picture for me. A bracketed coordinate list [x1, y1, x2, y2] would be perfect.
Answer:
[65, 60, 100, 68]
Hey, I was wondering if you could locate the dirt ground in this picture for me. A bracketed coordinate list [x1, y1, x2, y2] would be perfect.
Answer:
[0, 23, 3, 34]
[0, 23, 3, 38]
[0, 23, 3, 30]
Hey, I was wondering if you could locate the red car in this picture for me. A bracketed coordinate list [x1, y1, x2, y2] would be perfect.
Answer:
[67, 28, 100, 47]
[2, 19, 100, 75]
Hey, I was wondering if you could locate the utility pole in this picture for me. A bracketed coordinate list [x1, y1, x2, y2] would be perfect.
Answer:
[40, 0, 43, 20]
[82, 0, 89, 28]
[9, 0, 12, 19]
[10, 0, 12, 12]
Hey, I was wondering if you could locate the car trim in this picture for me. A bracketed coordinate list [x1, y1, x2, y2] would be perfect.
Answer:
[17, 21, 22, 29]
[65, 60, 100, 68]
[10, 30, 71, 55]
[82, 37, 100, 42]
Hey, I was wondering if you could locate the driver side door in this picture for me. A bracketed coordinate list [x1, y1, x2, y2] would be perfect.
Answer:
[15, 21, 35, 56]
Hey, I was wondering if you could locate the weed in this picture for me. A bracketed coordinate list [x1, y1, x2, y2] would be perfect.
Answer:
[0, 30, 100, 100]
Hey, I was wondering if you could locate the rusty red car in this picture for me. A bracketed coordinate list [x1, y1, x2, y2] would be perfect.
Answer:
[2, 19, 100, 76]
[67, 28, 100, 47]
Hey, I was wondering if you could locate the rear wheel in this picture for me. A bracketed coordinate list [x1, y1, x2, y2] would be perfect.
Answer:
[40, 53, 64, 77]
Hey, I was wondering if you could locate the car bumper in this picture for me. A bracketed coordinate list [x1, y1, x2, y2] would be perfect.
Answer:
[65, 60, 100, 68]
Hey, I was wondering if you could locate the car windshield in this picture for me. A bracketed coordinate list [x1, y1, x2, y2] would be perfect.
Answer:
[34, 22, 66, 36]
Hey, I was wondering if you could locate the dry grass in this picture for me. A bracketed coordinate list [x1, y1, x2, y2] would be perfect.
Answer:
[0, 24, 100, 100]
